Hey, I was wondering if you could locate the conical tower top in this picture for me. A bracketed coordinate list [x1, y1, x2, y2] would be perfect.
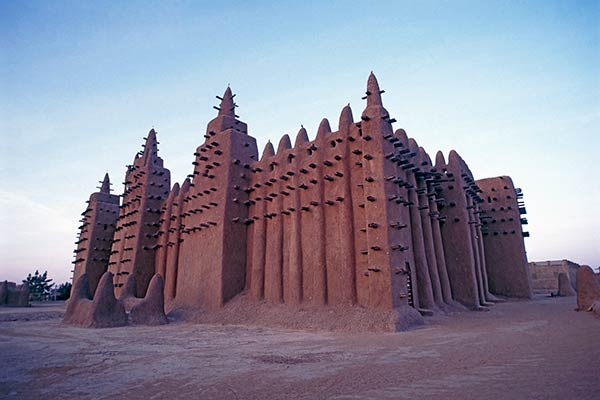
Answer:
[180, 178, 192, 195]
[419, 146, 432, 166]
[338, 104, 354, 131]
[294, 126, 309, 147]
[435, 151, 446, 169]
[361, 72, 390, 124]
[395, 129, 409, 145]
[316, 118, 331, 140]
[142, 128, 158, 164]
[448, 150, 461, 167]
[217, 86, 236, 118]
[408, 137, 419, 152]
[277, 134, 292, 154]
[99, 173, 111, 194]
[261, 141, 275, 161]
[366, 72, 383, 107]
[171, 182, 181, 197]
[206, 85, 247, 135]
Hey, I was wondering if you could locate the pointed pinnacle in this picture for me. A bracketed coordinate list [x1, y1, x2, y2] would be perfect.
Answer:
[316, 118, 331, 140]
[435, 151, 446, 168]
[261, 141, 275, 161]
[338, 104, 354, 131]
[395, 129, 409, 145]
[418, 146, 431, 165]
[218, 86, 235, 117]
[294, 126, 309, 147]
[448, 150, 461, 167]
[143, 129, 158, 164]
[145, 128, 157, 148]
[100, 173, 111, 194]
[366, 72, 383, 107]
[277, 134, 292, 154]
[181, 178, 192, 194]
[408, 137, 419, 152]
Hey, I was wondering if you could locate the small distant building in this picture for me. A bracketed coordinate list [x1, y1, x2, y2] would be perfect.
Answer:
[528, 260, 579, 294]
[0, 281, 30, 307]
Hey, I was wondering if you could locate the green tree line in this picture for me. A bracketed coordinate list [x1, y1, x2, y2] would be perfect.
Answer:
[22, 270, 71, 301]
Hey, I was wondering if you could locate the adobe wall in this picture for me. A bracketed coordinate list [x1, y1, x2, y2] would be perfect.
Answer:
[435, 151, 486, 309]
[154, 182, 179, 293]
[389, 133, 457, 311]
[72, 174, 119, 294]
[402, 136, 435, 310]
[246, 74, 421, 312]
[163, 181, 188, 302]
[426, 153, 453, 306]
[477, 176, 533, 298]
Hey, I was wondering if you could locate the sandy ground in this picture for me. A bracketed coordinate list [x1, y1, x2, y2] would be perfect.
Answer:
[0, 296, 598, 400]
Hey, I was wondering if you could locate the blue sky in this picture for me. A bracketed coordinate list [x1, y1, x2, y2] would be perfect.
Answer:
[1, 0, 598, 284]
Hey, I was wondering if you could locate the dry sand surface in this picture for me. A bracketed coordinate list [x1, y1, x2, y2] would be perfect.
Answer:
[1, 296, 599, 400]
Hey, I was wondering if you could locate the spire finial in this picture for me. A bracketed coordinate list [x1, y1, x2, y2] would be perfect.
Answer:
[365, 72, 383, 107]
[338, 104, 354, 132]
[217, 86, 236, 117]
[142, 128, 158, 164]
[100, 173, 110, 194]
[294, 126, 309, 147]
[448, 150, 461, 167]
[277, 134, 292, 154]
[316, 118, 331, 140]
[435, 150, 446, 168]
[261, 141, 275, 161]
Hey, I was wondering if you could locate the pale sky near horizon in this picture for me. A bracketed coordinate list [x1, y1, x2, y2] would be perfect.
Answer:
[1, 0, 599, 284]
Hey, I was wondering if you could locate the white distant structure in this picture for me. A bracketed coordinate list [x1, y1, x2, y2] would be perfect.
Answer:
[528, 260, 579, 295]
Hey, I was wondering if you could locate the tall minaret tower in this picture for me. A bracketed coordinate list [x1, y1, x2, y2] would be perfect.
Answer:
[108, 129, 171, 297]
[174, 87, 258, 309]
[72, 173, 120, 295]
[350, 73, 419, 314]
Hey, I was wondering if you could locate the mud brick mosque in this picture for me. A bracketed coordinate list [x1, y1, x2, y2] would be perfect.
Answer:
[69, 73, 533, 329]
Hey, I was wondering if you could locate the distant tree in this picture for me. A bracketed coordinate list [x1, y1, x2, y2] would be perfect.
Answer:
[23, 270, 54, 301]
[56, 282, 72, 301]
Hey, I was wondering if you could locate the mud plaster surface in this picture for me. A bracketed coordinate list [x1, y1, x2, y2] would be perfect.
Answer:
[1, 296, 598, 400]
